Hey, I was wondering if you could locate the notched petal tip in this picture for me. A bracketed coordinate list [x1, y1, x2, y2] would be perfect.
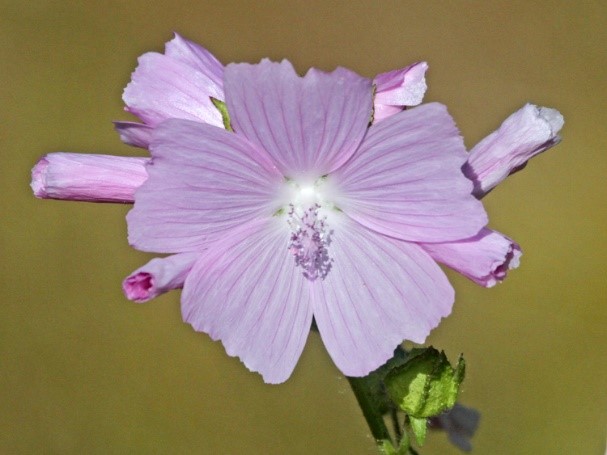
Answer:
[224, 57, 372, 177]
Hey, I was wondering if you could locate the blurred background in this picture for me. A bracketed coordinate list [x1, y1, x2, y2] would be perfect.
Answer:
[1, 1, 605, 453]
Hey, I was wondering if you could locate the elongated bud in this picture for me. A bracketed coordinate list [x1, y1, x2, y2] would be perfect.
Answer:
[465, 104, 564, 198]
[31, 153, 148, 203]
[123, 253, 198, 302]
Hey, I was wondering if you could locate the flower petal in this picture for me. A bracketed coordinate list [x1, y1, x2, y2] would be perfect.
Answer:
[420, 228, 521, 287]
[113, 121, 154, 148]
[464, 103, 564, 197]
[164, 33, 224, 89]
[123, 47, 224, 127]
[312, 216, 453, 377]
[123, 252, 198, 303]
[182, 219, 313, 384]
[373, 61, 428, 123]
[331, 103, 487, 243]
[224, 59, 373, 178]
[127, 119, 283, 253]
[31, 153, 148, 203]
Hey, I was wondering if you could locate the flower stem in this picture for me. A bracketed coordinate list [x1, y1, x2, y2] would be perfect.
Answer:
[346, 375, 392, 444]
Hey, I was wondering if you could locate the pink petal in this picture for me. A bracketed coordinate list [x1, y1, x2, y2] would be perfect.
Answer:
[182, 219, 313, 384]
[123, 49, 224, 128]
[113, 121, 154, 148]
[127, 119, 283, 253]
[224, 59, 373, 178]
[312, 216, 453, 377]
[123, 252, 198, 303]
[331, 103, 487, 243]
[420, 228, 522, 287]
[164, 33, 224, 89]
[31, 153, 148, 203]
[465, 104, 564, 197]
[373, 61, 428, 123]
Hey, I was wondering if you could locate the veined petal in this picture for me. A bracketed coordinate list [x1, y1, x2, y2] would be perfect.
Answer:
[164, 33, 224, 89]
[123, 51, 224, 127]
[420, 228, 521, 287]
[114, 121, 154, 148]
[373, 61, 428, 123]
[127, 119, 283, 253]
[312, 216, 453, 377]
[465, 103, 564, 197]
[182, 219, 313, 384]
[225, 59, 373, 178]
[31, 153, 148, 203]
[332, 103, 487, 243]
[123, 252, 198, 303]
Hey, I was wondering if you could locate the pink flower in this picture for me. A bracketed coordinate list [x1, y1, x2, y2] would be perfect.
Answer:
[30, 36, 562, 382]
[124, 59, 487, 383]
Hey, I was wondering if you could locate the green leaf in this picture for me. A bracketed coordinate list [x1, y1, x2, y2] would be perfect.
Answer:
[385, 347, 466, 419]
[408, 416, 428, 446]
[210, 97, 233, 131]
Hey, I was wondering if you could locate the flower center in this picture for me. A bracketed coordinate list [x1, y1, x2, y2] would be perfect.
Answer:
[284, 178, 333, 281]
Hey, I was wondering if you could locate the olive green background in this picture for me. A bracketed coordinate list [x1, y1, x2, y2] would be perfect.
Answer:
[2, 1, 606, 453]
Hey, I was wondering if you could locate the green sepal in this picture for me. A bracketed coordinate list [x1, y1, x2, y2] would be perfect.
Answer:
[385, 347, 465, 419]
[408, 416, 428, 446]
[210, 97, 233, 131]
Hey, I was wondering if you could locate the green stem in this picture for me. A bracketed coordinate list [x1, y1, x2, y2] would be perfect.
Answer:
[346, 375, 392, 443]
[391, 407, 403, 443]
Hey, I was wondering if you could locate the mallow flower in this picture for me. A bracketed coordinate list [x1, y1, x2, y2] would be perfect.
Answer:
[31, 36, 563, 383]
[123, 59, 487, 383]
